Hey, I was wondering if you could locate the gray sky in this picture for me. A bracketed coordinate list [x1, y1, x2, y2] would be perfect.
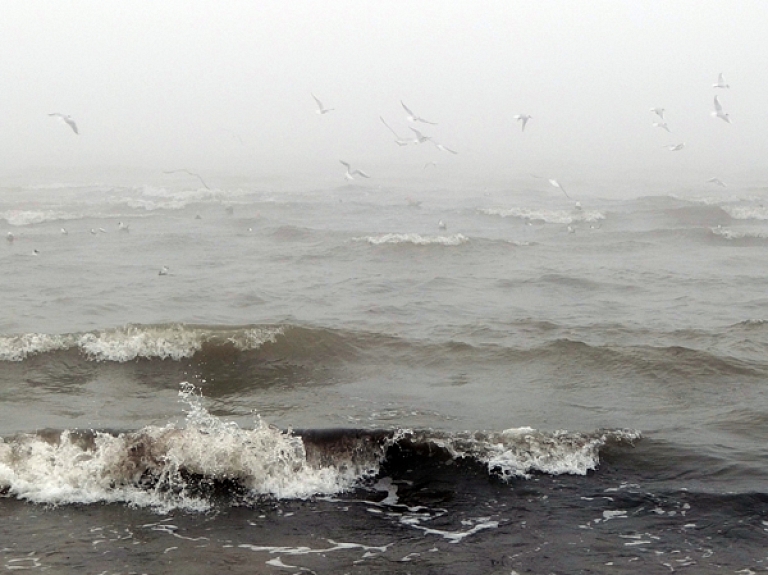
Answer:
[2, 1, 768, 183]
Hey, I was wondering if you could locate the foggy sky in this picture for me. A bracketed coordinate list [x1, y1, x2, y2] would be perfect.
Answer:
[2, 1, 768, 185]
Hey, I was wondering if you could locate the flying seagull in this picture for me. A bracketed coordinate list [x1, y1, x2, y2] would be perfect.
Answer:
[707, 177, 727, 188]
[340, 160, 370, 180]
[432, 141, 458, 154]
[312, 93, 334, 115]
[548, 179, 572, 199]
[401, 101, 437, 125]
[650, 108, 666, 120]
[379, 116, 410, 146]
[652, 121, 671, 133]
[713, 73, 730, 89]
[48, 113, 78, 134]
[513, 114, 532, 131]
[663, 143, 685, 151]
[712, 95, 731, 123]
[163, 169, 210, 190]
[409, 127, 432, 144]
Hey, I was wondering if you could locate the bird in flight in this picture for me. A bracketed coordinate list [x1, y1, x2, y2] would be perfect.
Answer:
[663, 143, 685, 151]
[432, 141, 458, 154]
[513, 114, 532, 131]
[652, 121, 671, 133]
[548, 179, 572, 199]
[401, 101, 437, 125]
[712, 96, 731, 123]
[48, 113, 78, 134]
[312, 93, 334, 115]
[340, 160, 370, 180]
[713, 73, 730, 89]
[379, 116, 410, 146]
[706, 177, 727, 188]
[409, 127, 432, 144]
[650, 108, 666, 120]
[163, 169, 211, 190]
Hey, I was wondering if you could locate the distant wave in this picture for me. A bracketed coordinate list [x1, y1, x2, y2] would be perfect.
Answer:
[722, 205, 768, 221]
[478, 207, 605, 224]
[710, 226, 768, 241]
[0, 210, 81, 226]
[0, 324, 284, 362]
[353, 233, 470, 246]
[0, 383, 640, 511]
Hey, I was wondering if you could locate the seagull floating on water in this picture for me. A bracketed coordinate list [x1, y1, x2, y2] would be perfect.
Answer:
[379, 116, 410, 146]
[339, 160, 370, 180]
[652, 121, 671, 133]
[60, 227, 68, 235]
[48, 113, 78, 134]
[713, 73, 730, 89]
[513, 114, 532, 131]
[707, 177, 727, 188]
[663, 143, 685, 151]
[6, 232, 14, 243]
[712, 95, 730, 123]
[311, 93, 334, 115]
[650, 108, 666, 120]
[118, 221, 129, 232]
[438, 220, 447, 230]
[159, 266, 170, 276]
[548, 179, 572, 199]
[401, 101, 437, 125]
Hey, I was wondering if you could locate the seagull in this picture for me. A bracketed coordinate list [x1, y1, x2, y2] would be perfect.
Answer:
[713, 73, 730, 89]
[707, 177, 727, 188]
[379, 116, 410, 146]
[650, 108, 666, 120]
[401, 101, 437, 125]
[118, 221, 129, 232]
[424, 161, 438, 170]
[432, 141, 458, 154]
[339, 160, 370, 180]
[163, 169, 210, 190]
[60, 227, 68, 235]
[652, 121, 671, 133]
[409, 127, 431, 144]
[663, 143, 685, 151]
[90, 228, 97, 235]
[159, 266, 170, 276]
[31, 249, 40, 256]
[513, 114, 532, 131]
[548, 179, 572, 199]
[438, 220, 447, 230]
[712, 95, 730, 123]
[48, 113, 78, 134]
[311, 93, 334, 115]
[6, 232, 14, 243]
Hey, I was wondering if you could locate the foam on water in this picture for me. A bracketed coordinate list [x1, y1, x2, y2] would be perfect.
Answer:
[353, 233, 469, 246]
[0, 324, 284, 362]
[722, 205, 768, 220]
[478, 207, 605, 224]
[0, 210, 81, 226]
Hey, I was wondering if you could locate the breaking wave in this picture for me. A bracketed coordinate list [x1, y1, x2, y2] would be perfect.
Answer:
[478, 207, 605, 224]
[353, 233, 470, 246]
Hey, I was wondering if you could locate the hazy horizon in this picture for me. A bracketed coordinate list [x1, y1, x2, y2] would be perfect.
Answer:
[2, 1, 768, 186]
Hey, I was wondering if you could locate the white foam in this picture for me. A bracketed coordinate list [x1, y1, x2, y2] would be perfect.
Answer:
[478, 207, 605, 224]
[353, 233, 469, 246]
[0, 210, 80, 226]
[0, 383, 372, 511]
[722, 205, 768, 220]
[710, 227, 768, 240]
[0, 324, 284, 362]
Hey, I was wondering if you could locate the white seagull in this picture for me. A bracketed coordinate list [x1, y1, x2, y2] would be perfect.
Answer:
[663, 143, 685, 151]
[6, 232, 14, 243]
[432, 141, 458, 154]
[401, 101, 437, 125]
[118, 221, 129, 232]
[707, 177, 727, 188]
[339, 160, 370, 180]
[311, 93, 334, 115]
[513, 114, 532, 131]
[650, 108, 666, 120]
[409, 127, 432, 144]
[548, 179, 572, 199]
[713, 73, 730, 89]
[60, 227, 68, 235]
[159, 266, 170, 276]
[712, 95, 730, 123]
[379, 116, 410, 146]
[438, 220, 447, 230]
[652, 121, 671, 133]
[48, 113, 78, 134]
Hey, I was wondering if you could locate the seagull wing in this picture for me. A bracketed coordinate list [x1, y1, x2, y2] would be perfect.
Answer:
[64, 117, 78, 134]
[352, 169, 370, 178]
[409, 127, 428, 139]
[714, 95, 723, 113]
[339, 160, 351, 169]
[380, 116, 401, 138]
[312, 93, 324, 110]
[718, 73, 726, 85]
[401, 100, 415, 117]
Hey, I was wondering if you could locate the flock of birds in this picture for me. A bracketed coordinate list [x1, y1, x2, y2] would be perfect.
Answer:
[11, 73, 736, 262]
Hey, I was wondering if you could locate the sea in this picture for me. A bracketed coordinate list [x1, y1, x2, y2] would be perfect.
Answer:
[2, 168, 768, 574]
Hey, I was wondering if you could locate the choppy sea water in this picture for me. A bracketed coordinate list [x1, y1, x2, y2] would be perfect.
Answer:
[2, 171, 768, 573]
